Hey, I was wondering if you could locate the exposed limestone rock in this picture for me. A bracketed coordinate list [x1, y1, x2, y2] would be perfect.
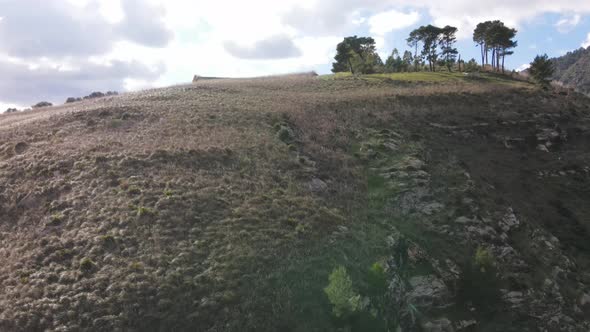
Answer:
[407, 275, 452, 310]
[456, 320, 477, 330]
[308, 178, 328, 193]
[499, 207, 520, 232]
[503, 290, 524, 308]
[421, 318, 454, 332]
[421, 202, 445, 215]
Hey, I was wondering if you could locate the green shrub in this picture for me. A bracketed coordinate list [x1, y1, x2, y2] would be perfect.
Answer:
[458, 247, 501, 310]
[80, 257, 96, 271]
[108, 119, 124, 128]
[127, 185, 141, 196]
[474, 246, 495, 272]
[129, 262, 144, 271]
[48, 213, 63, 226]
[101, 235, 117, 249]
[324, 266, 362, 318]
[137, 206, 154, 218]
[277, 126, 293, 143]
[367, 262, 387, 297]
[529, 54, 554, 86]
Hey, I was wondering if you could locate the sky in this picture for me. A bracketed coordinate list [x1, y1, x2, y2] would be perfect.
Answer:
[1, 0, 590, 110]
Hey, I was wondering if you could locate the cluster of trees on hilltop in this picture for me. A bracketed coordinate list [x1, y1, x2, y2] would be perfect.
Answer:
[332, 20, 517, 75]
[407, 25, 458, 72]
[473, 21, 517, 72]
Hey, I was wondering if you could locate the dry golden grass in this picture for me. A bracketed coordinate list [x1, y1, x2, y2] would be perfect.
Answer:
[0, 72, 589, 331]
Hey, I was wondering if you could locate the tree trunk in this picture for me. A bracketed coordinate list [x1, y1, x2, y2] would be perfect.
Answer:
[480, 45, 485, 66]
[491, 48, 495, 70]
[485, 45, 488, 65]
[414, 44, 419, 72]
[502, 52, 505, 73]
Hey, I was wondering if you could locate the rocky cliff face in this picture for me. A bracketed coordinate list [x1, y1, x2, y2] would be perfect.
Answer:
[552, 47, 590, 96]
[372, 90, 590, 331]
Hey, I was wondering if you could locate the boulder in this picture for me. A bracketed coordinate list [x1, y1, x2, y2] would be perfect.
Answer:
[421, 202, 445, 215]
[503, 291, 524, 307]
[537, 144, 550, 152]
[407, 275, 451, 310]
[456, 320, 477, 330]
[499, 207, 520, 232]
[308, 178, 328, 193]
[422, 318, 454, 332]
[579, 293, 590, 311]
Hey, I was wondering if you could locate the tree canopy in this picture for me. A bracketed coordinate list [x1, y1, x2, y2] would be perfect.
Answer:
[407, 24, 458, 72]
[330, 20, 520, 75]
[332, 36, 378, 74]
[473, 20, 517, 72]
[529, 54, 554, 86]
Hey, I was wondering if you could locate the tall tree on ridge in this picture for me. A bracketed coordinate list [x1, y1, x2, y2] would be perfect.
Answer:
[529, 54, 554, 87]
[407, 29, 422, 71]
[473, 20, 517, 71]
[473, 21, 492, 66]
[440, 25, 459, 72]
[332, 36, 378, 74]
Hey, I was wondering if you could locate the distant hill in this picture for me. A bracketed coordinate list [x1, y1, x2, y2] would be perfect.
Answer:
[551, 46, 590, 95]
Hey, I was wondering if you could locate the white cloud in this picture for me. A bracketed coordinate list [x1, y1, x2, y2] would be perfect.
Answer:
[4, 0, 590, 106]
[583, 32, 590, 48]
[516, 63, 530, 72]
[555, 14, 581, 32]
[368, 10, 420, 36]
[224, 35, 302, 60]
[0, 102, 24, 112]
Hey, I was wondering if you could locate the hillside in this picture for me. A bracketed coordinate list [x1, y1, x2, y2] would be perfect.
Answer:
[552, 46, 590, 95]
[1, 73, 590, 331]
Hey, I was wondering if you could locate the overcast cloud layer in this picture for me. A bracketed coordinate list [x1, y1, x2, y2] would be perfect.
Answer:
[1, 0, 590, 109]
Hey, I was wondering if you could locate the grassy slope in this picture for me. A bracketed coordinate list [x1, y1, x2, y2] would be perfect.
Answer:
[0, 73, 589, 331]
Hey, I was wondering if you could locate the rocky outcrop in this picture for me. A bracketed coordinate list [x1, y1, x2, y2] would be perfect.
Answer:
[367, 121, 590, 331]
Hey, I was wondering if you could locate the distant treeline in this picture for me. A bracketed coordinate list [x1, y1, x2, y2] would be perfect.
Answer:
[332, 20, 518, 75]
[66, 91, 119, 103]
[3, 91, 120, 114]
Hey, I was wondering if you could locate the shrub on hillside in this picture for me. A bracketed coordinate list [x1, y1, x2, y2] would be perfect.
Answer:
[458, 247, 501, 310]
[84, 92, 105, 99]
[4, 108, 18, 113]
[529, 54, 554, 87]
[32, 101, 53, 108]
[464, 58, 480, 72]
[324, 266, 362, 318]
[65, 97, 82, 103]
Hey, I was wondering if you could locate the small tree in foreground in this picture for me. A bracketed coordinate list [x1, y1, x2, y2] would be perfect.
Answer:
[324, 266, 361, 318]
[529, 54, 554, 87]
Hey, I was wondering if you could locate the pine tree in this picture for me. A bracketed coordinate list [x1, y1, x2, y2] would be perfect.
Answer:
[529, 54, 554, 87]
